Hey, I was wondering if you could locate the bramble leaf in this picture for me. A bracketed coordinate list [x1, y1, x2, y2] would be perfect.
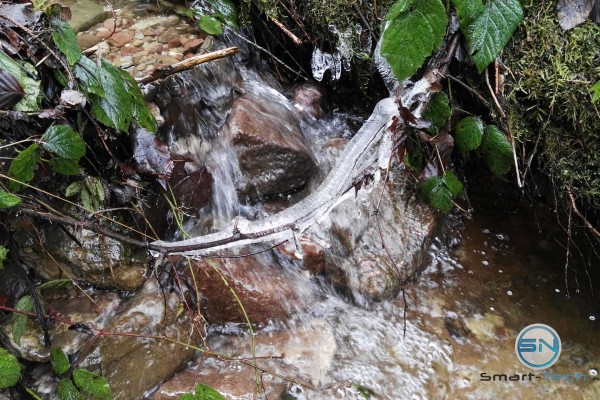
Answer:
[72, 369, 112, 400]
[198, 15, 223, 35]
[205, 0, 238, 27]
[421, 171, 463, 212]
[195, 383, 225, 400]
[74, 56, 156, 133]
[65, 181, 82, 197]
[12, 295, 33, 346]
[451, 0, 484, 29]
[42, 125, 86, 159]
[51, 20, 82, 67]
[51, 347, 70, 376]
[381, 0, 447, 82]
[424, 92, 451, 134]
[8, 143, 40, 192]
[454, 116, 484, 157]
[442, 171, 463, 196]
[481, 124, 513, 175]
[0, 190, 21, 209]
[49, 157, 80, 175]
[0, 347, 21, 389]
[463, 0, 523, 72]
[57, 379, 85, 400]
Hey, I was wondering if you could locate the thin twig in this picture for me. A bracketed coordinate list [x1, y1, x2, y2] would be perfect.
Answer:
[445, 74, 491, 109]
[268, 16, 302, 45]
[568, 191, 600, 240]
[484, 68, 506, 118]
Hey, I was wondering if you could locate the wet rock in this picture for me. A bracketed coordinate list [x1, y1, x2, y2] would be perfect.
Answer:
[67, 0, 108, 32]
[1, 289, 121, 363]
[290, 84, 323, 118]
[278, 238, 326, 274]
[324, 167, 440, 303]
[79, 278, 199, 400]
[108, 30, 135, 47]
[186, 254, 310, 324]
[141, 156, 213, 239]
[152, 319, 335, 399]
[76, 33, 101, 50]
[183, 38, 204, 54]
[12, 218, 149, 291]
[228, 92, 318, 199]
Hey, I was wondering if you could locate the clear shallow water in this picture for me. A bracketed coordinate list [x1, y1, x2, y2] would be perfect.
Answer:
[196, 196, 600, 399]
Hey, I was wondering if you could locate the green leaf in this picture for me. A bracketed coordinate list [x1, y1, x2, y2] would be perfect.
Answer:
[481, 124, 513, 176]
[0, 246, 7, 270]
[198, 15, 223, 35]
[180, 395, 196, 400]
[8, 143, 40, 192]
[51, 347, 70, 376]
[81, 177, 105, 211]
[38, 279, 73, 291]
[72, 369, 112, 400]
[381, 0, 447, 82]
[464, 0, 523, 73]
[49, 157, 81, 175]
[0, 347, 21, 388]
[451, 0, 484, 29]
[115, 67, 157, 133]
[75, 57, 156, 133]
[51, 20, 82, 67]
[421, 172, 463, 212]
[42, 125, 86, 159]
[65, 181, 82, 197]
[423, 92, 451, 134]
[74, 56, 104, 97]
[57, 379, 86, 400]
[0, 51, 41, 111]
[195, 383, 225, 400]
[12, 295, 34, 346]
[454, 116, 484, 157]
[205, 0, 238, 27]
[0, 190, 21, 209]
[591, 80, 600, 103]
[442, 171, 463, 196]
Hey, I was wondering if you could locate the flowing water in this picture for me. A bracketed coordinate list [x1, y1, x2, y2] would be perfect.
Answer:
[55, 3, 600, 398]
[149, 24, 600, 399]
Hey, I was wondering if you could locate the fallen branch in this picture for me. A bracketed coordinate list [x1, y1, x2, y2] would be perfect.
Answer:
[135, 47, 240, 84]
[149, 71, 442, 257]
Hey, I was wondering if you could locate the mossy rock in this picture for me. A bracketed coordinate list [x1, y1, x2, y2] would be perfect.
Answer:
[505, 1, 600, 206]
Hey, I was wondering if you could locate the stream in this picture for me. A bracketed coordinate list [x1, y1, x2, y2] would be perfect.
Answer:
[3, 2, 600, 399]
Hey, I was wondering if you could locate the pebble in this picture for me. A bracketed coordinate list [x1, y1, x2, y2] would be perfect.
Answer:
[79, 4, 204, 78]
[108, 30, 135, 47]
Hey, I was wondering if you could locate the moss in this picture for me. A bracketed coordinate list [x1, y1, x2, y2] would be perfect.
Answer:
[505, 1, 600, 206]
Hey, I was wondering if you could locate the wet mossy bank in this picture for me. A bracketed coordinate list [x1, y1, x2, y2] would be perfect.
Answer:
[505, 1, 600, 213]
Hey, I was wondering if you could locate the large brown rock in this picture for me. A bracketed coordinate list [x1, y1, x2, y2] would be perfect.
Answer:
[227, 92, 318, 200]
[186, 254, 311, 324]
[79, 278, 200, 400]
